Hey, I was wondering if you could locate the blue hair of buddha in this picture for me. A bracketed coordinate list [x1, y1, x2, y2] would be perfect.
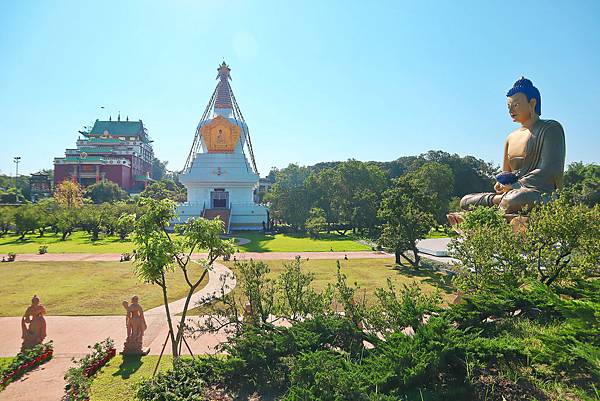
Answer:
[506, 77, 541, 116]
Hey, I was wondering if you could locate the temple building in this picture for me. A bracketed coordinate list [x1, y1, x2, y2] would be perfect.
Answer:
[176, 62, 268, 232]
[53, 118, 154, 191]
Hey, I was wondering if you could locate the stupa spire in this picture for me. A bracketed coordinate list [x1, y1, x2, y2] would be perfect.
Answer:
[214, 61, 233, 111]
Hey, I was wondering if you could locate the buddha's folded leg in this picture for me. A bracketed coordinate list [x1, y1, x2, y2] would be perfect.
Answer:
[460, 192, 497, 210]
[499, 188, 543, 214]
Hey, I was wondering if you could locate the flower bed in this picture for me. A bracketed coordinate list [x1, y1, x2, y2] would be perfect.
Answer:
[0, 342, 54, 388]
[64, 338, 115, 401]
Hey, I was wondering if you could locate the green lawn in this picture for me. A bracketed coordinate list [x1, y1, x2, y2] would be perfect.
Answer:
[0, 261, 208, 316]
[0, 357, 15, 371]
[90, 355, 173, 401]
[189, 258, 455, 314]
[0, 231, 370, 254]
[0, 232, 135, 254]
[232, 232, 371, 252]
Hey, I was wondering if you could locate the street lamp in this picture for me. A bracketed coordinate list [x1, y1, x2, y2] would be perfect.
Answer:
[13, 156, 21, 189]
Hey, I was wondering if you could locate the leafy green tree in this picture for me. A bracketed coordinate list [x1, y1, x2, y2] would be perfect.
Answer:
[56, 208, 78, 241]
[0, 207, 15, 236]
[79, 204, 104, 240]
[34, 198, 59, 236]
[563, 162, 600, 207]
[378, 176, 435, 267]
[14, 205, 40, 240]
[84, 180, 128, 204]
[329, 160, 387, 235]
[408, 161, 454, 227]
[305, 207, 327, 238]
[116, 213, 136, 240]
[451, 197, 600, 290]
[267, 164, 312, 230]
[132, 197, 234, 360]
[140, 180, 186, 202]
[151, 157, 169, 181]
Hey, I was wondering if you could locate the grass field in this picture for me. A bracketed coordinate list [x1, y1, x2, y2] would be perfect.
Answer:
[232, 232, 371, 252]
[90, 355, 173, 401]
[0, 261, 208, 316]
[189, 258, 455, 314]
[0, 231, 371, 254]
[0, 232, 136, 254]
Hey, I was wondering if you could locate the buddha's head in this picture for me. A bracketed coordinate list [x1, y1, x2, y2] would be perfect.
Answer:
[131, 295, 139, 304]
[31, 295, 40, 305]
[506, 77, 541, 123]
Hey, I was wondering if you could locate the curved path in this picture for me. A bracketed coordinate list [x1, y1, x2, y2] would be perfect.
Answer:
[0, 262, 235, 401]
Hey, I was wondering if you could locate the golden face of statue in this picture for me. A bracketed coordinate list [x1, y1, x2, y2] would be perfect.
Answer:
[507, 92, 537, 124]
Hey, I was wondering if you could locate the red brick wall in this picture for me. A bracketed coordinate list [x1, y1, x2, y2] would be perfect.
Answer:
[102, 165, 132, 189]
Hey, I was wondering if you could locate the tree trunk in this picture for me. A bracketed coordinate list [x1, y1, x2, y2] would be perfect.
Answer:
[159, 272, 178, 359]
[395, 250, 403, 265]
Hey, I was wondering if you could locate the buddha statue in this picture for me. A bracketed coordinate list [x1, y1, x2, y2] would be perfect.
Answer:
[122, 295, 149, 355]
[459, 78, 565, 215]
[21, 295, 47, 351]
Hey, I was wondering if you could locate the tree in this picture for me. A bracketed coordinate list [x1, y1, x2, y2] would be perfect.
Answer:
[116, 213, 136, 240]
[408, 161, 454, 227]
[305, 207, 327, 238]
[56, 208, 78, 241]
[14, 205, 41, 240]
[267, 164, 312, 230]
[152, 157, 169, 181]
[79, 205, 104, 240]
[140, 180, 186, 202]
[84, 180, 128, 204]
[54, 180, 83, 208]
[378, 176, 435, 267]
[450, 198, 600, 290]
[328, 160, 387, 235]
[563, 162, 600, 207]
[132, 197, 234, 360]
[0, 207, 15, 236]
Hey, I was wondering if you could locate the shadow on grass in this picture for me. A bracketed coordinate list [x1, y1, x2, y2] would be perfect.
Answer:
[391, 262, 455, 294]
[112, 355, 144, 379]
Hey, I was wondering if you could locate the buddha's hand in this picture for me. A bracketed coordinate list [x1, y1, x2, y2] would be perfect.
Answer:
[494, 182, 512, 193]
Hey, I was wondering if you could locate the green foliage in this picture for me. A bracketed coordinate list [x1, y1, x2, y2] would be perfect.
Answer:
[84, 180, 128, 204]
[14, 204, 40, 240]
[132, 197, 234, 359]
[54, 180, 83, 208]
[369, 280, 441, 333]
[451, 198, 600, 290]
[0, 207, 15, 236]
[378, 176, 436, 267]
[139, 179, 186, 202]
[137, 251, 600, 401]
[563, 162, 600, 207]
[0, 342, 53, 388]
[459, 206, 505, 230]
[407, 161, 455, 226]
[305, 207, 327, 238]
[64, 338, 114, 401]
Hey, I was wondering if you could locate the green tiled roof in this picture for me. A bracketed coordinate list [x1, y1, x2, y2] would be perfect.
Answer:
[77, 147, 114, 153]
[61, 156, 106, 162]
[134, 175, 151, 182]
[90, 120, 144, 136]
[88, 138, 122, 143]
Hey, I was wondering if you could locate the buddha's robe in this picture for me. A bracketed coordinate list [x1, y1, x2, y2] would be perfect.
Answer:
[461, 119, 565, 214]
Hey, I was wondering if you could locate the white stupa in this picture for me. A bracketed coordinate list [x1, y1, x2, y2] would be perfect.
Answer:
[175, 62, 268, 232]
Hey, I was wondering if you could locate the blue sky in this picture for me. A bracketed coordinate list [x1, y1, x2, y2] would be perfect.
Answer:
[1, 1, 599, 177]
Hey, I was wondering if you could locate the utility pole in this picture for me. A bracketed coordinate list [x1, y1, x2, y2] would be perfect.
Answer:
[13, 156, 21, 189]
